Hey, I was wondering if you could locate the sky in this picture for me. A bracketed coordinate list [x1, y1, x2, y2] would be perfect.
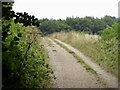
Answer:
[13, 0, 119, 20]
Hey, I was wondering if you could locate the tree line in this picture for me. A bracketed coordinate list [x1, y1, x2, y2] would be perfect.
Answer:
[38, 16, 117, 35]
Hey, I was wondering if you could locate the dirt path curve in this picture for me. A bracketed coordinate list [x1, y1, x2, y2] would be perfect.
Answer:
[54, 39, 118, 88]
[44, 38, 105, 88]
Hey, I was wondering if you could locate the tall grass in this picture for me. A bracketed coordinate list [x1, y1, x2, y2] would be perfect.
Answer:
[51, 23, 118, 77]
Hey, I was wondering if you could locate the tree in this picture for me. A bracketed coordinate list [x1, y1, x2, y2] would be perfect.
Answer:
[101, 15, 117, 26]
[39, 19, 58, 35]
[91, 18, 107, 34]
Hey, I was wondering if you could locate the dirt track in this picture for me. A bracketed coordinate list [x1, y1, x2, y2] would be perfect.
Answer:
[44, 38, 108, 88]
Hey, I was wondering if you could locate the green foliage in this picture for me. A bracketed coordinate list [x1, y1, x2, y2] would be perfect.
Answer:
[20, 35, 52, 88]
[2, 20, 53, 88]
[100, 23, 118, 41]
[101, 15, 117, 26]
[39, 19, 71, 35]
[40, 20, 58, 35]
[2, 2, 14, 20]
[39, 16, 117, 35]
[14, 12, 40, 27]
[97, 23, 118, 75]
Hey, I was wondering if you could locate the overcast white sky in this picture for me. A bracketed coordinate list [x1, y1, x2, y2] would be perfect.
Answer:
[13, 0, 119, 19]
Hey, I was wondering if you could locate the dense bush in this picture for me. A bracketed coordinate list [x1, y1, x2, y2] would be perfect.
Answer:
[98, 23, 118, 75]
[2, 20, 53, 88]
